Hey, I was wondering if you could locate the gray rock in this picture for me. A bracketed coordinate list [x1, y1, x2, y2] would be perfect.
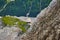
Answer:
[0, 19, 4, 29]
[0, 27, 21, 40]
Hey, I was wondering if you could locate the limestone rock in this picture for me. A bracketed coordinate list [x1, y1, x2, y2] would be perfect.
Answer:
[0, 0, 60, 40]
[0, 19, 4, 29]
[0, 27, 20, 40]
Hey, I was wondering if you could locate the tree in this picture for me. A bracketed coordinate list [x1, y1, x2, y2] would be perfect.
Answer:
[0, 0, 51, 17]
[0, 0, 15, 13]
[19, 0, 60, 40]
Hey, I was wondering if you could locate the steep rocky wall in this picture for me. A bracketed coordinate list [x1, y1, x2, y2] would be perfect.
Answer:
[20, 0, 60, 40]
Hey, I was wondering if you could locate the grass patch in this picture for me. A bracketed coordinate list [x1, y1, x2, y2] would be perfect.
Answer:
[2, 16, 28, 32]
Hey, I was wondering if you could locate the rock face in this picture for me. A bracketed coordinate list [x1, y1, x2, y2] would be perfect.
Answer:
[0, 17, 31, 40]
[0, 19, 4, 29]
[0, 0, 60, 40]
[0, 27, 20, 40]
[19, 0, 60, 40]
[0, 18, 22, 40]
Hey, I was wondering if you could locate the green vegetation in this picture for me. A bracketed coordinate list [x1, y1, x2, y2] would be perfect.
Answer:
[0, 0, 52, 17]
[6, 0, 11, 3]
[2, 16, 28, 32]
[6, 0, 15, 3]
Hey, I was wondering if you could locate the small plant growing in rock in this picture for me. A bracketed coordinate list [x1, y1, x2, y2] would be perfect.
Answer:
[2, 16, 28, 32]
